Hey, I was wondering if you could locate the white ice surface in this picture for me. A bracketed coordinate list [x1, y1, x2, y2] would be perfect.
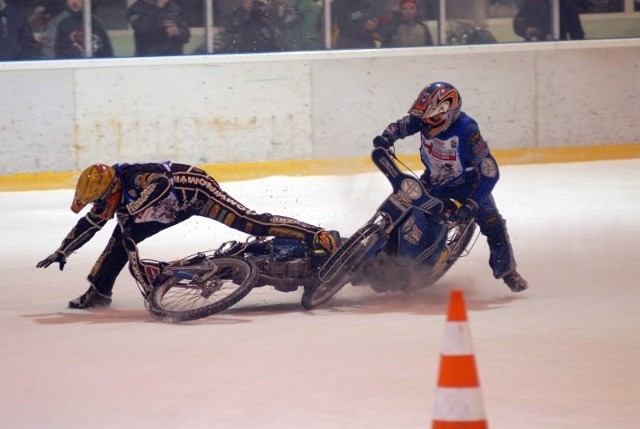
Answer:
[1, 160, 639, 428]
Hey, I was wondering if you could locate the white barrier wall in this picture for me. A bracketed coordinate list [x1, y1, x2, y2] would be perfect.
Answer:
[1, 39, 639, 175]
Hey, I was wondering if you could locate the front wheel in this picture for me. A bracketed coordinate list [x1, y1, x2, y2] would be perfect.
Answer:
[148, 256, 258, 322]
[302, 222, 386, 310]
[428, 221, 477, 284]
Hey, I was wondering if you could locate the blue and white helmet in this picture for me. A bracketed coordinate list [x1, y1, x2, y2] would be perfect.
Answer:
[408, 82, 462, 137]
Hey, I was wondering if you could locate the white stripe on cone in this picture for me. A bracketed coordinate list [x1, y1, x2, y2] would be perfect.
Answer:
[433, 388, 487, 421]
[441, 321, 474, 355]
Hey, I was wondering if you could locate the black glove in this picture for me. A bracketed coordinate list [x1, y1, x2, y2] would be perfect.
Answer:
[455, 200, 478, 225]
[373, 135, 392, 149]
[36, 251, 67, 271]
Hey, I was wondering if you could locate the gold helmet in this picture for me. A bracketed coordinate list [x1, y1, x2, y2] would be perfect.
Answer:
[71, 164, 122, 219]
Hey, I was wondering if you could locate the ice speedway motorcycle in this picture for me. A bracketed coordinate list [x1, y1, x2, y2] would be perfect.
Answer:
[122, 222, 334, 323]
[124, 145, 476, 321]
[300, 146, 477, 310]
[123, 229, 256, 322]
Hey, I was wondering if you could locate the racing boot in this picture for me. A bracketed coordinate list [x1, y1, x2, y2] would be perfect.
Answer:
[314, 230, 341, 255]
[479, 214, 523, 291]
[502, 270, 528, 292]
[68, 284, 112, 309]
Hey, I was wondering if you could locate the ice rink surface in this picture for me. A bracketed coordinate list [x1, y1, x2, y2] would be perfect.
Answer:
[1, 159, 639, 428]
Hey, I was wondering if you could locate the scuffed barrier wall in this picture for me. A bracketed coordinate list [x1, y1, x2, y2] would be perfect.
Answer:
[1, 68, 75, 173]
[1, 39, 638, 176]
[72, 61, 314, 169]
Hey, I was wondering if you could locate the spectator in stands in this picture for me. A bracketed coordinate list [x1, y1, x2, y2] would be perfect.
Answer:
[331, 0, 386, 49]
[28, 1, 64, 34]
[223, 0, 299, 53]
[287, 0, 322, 50]
[127, 0, 190, 57]
[513, 0, 585, 41]
[47, 0, 113, 58]
[28, 0, 64, 57]
[382, 0, 433, 48]
[0, 0, 40, 60]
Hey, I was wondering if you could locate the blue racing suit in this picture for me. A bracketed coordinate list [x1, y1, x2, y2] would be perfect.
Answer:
[378, 112, 517, 279]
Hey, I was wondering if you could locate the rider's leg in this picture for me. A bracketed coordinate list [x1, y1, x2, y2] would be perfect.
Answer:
[475, 195, 528, 292]
[182, 172, 339, 253]
[69, 218, 186, 309]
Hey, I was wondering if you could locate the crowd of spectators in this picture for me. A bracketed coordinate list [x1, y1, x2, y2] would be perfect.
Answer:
[0, 0, 604, 61]
[2, 0, 113, 59]
[222, 0, 302, 52]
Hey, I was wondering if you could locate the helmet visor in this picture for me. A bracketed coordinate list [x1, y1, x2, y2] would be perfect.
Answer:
[71, 196, 85, 214]
[71, 186, 120, 220]
[71, 191, 93, 213]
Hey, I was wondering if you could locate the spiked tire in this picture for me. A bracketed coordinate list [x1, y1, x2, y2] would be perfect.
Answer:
[302, 222, 386, 310]
[148, 256, 258, 322]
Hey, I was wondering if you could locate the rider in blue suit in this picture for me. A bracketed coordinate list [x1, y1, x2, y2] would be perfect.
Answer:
[373, 81, 528, 292]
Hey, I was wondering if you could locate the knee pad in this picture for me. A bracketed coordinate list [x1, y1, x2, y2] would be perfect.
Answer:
[478, 213, 503, 235]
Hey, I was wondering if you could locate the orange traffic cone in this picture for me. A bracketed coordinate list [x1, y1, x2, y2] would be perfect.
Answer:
[432, 290, 488, 429]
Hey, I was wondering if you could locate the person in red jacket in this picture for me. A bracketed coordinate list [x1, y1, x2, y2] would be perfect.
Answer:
[37, 162, 339, 308]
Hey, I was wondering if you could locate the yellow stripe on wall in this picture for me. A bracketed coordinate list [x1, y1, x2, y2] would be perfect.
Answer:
[1, 144, 638, 192]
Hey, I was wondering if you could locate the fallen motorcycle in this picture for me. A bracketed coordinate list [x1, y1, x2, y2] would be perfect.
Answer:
[301, 146, 478, 310]
[122, 228, 258, 322]
[123, 224, 332, 322]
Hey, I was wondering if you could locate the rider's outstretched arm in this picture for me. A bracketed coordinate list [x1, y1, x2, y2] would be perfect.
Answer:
[36, 211, 108, 270]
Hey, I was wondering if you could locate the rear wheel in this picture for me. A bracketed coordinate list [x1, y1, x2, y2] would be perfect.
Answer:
[302, 222, 385, 310]
[148, 256, 258, 322]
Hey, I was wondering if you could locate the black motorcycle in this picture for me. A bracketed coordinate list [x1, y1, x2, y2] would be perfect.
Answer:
[123, 225, 331, 322]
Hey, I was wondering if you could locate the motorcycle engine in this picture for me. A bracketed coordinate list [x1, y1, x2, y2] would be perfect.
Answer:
[258, 257, 308, 279]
